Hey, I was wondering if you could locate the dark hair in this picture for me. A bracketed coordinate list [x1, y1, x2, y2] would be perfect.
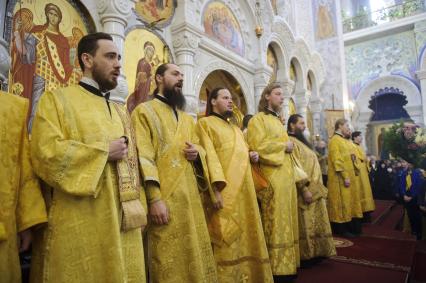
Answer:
[258, 83, 282, 112]
[351, 131, 362, 140]
[242, 114, 253, 130]
[334, 118, 348, 131]
[287, 114, 312, 148]
[153, 63, 170, 95]
[78, 32, 113, 71]
[205, 87, 227, 116]
[287, 114, 303, 133]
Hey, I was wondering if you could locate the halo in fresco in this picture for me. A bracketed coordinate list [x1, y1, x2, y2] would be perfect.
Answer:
[134, 0, 176, 28]
[123, 28, 172, 101]
[8, 0, 89, 129]
[203, 1, 245, 57]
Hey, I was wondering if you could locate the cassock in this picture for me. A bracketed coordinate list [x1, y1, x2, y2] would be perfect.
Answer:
[289, 136, 336, 260]
[0, 91, 47, 283]
[196, 114, 273, 283]
[247, 111, 299, 275]
[131, 96, 218, 283]
[353, 143, 375, 213]
[327, 133, 363, 224]
[30, 84, 147, 283]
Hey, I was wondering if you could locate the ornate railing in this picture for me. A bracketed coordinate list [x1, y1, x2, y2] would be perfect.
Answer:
[342, 0, 426, 33]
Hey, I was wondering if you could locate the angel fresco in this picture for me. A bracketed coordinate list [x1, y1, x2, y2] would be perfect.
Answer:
[9, 1, 88, 129]
[135, 0, 175, 27]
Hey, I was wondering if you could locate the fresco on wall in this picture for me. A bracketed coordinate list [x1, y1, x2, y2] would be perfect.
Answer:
[290, 61, 296, 82]
[267, 45, 278, 84]
[307, 74, 313, 91]
[271, 0, 278, 15]
[134, 0, 176, 27]
[124, 28, 172, 112]
[8, 0, 89, 129]
[312, 0, 337, 41]
[203, 1, 244, 56]
[345, 31, 418, 100]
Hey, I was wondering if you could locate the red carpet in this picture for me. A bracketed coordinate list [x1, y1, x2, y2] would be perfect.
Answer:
[412, 241, 426, 283]
[370, 200, 395, 225]
[295, 200, 420, 283]
[296, 259, 408, 283]
[334, 236, 416, 270]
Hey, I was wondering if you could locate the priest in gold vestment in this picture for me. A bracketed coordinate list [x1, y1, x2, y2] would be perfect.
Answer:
[30, 33, 147, 283]
[131, 63, 218, 283]
[327, 119, 363, 237]
[287, 114, 336, 261]
[352, 131, 375, 220]
[247, 84, 299, 280]
[0, 91, 47, 283]
[196, 87, 273, 283]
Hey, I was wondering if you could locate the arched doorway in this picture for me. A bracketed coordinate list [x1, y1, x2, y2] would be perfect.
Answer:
[198, 70, 247, 127]
[354, 75, 422, 155]
[367, 87, 412, 158]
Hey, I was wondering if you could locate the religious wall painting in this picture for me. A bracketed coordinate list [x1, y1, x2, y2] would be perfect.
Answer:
[325, 109, 344, 138]
[203, 1, 245, 57]
[124, 28, 172, 111]
[271, 0, 278, 15]
[267, 45, 278, 84]
[288, 98, 296, 116]
[7, 0, 90, 129]
[290, 61, 297, 82]
[312, 0, 337, 41]
[134, 0, 176, 28]
[307, 74, 313, 91]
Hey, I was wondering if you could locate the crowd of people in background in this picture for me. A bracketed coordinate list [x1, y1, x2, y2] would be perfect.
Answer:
[367, 157, 426, 239]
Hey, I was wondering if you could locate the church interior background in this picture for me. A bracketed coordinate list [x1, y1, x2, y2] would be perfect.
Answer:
[1, 0, 426, 157]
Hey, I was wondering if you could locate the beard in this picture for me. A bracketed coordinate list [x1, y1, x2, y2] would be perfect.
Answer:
[315, 147, 326, 155]
[294, 128, 313, 149]
[223, 110, 233, 118]
[92, 64, 118, 91]
[270, 103, 282, 113]
[163, 82, 185, 110]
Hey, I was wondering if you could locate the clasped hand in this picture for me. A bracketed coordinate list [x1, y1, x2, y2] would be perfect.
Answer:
[183, 142, 198, 161]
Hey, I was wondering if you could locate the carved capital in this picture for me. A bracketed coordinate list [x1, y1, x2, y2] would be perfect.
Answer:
[172, 31, 200, 51]
[254, 68, 271, 86]
[97, 0, 132, 27]
[279, 78, 295, 97]
[294, 89, 309, 107]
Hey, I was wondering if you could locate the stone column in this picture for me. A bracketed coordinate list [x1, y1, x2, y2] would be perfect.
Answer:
[0, 0, 6, 37]
[0, 38, 10, 90]
[310, 96, 323, 137]
[97, 0, 133, 103]
[171, 24, 201, 117]
[253, 68, 270, 112]
[416, 69, 426, 125]
[294, 89, 309, 118]
[280, 79, 295, 122]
